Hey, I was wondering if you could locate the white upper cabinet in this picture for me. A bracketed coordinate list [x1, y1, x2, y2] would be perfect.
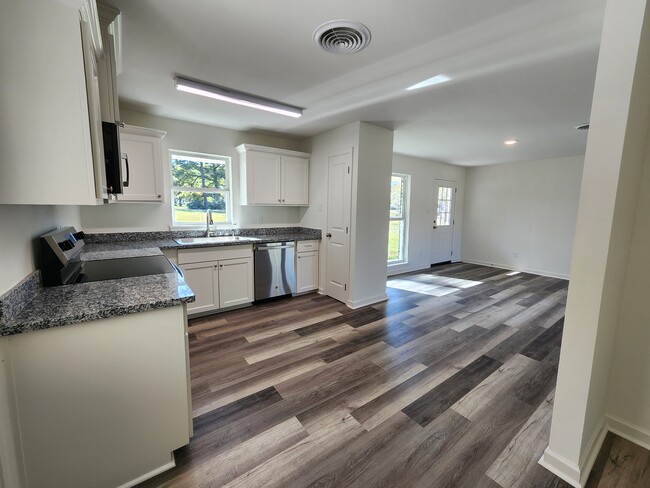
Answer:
[0, 0, 106, 205]
[237, 144, 310, 206]
[114, 125, 166, 203]
[97, 3, 121, 124]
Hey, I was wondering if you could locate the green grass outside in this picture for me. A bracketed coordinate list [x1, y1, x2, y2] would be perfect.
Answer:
[388, 220, 402, 261]
[174, 207, 227, 224]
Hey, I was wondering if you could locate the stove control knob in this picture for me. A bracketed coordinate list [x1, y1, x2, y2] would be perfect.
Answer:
[58, 239, 75, 251]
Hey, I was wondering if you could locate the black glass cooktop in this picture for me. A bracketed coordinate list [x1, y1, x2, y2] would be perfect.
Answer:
[74, 255, 176, 283]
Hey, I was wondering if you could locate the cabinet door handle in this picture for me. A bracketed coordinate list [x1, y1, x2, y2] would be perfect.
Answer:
[121, 152, 130, 188]
[326, 233, 332, 238]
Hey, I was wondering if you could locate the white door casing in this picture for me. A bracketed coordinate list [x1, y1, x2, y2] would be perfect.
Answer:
[326, 148, 353, 304]
[431, 179, 456, 264]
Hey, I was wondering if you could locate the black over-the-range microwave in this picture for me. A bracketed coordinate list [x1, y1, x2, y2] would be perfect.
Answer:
[101, 121, 128, 195]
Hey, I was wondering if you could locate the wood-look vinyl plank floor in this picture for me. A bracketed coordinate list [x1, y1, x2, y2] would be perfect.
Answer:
[137, 263, 649, 488]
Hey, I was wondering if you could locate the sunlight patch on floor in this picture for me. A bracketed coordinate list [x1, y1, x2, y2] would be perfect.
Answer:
[387, 274, 483, 297]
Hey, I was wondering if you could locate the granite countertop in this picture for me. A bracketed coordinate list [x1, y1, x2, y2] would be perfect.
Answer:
[0, 226, 320, 337]
[0, 271, 194, 337]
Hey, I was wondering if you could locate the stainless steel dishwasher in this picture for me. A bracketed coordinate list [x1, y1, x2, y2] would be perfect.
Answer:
[254, 241, 296, 300]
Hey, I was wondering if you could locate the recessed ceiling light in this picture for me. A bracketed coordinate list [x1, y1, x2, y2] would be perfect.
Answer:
[175, 76, 303, 118]
[504, 139, 518, 145]
[406, 74, 451, 91]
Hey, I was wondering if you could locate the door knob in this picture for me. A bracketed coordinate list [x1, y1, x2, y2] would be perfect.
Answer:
[326, 233, 332, 238]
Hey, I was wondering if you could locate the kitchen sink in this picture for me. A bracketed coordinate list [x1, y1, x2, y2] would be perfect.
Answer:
[174, 236, 261, 245]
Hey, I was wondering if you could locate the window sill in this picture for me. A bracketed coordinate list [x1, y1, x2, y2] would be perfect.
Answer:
[388, 260, 408, 267]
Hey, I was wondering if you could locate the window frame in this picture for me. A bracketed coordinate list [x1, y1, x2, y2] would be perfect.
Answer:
[169, 149, 233, 227]
[388, 173, 410, 265]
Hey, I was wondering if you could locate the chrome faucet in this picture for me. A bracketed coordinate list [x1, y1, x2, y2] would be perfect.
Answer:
[205, 209, 213, 237]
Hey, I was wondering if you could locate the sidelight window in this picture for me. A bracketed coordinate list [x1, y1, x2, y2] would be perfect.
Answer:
[171, 150, 232, 226]
[388, 173, 410, 264]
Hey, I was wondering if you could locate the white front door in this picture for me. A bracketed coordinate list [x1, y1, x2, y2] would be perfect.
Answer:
[326, 148, 353, 304]
[431, 180, 456, 264]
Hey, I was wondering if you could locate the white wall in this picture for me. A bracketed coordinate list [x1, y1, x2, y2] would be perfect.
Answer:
[607, 133, 650, 443]
[390, 154, 466, 275]
[0, 205, 81, 295]
[81, 109, 310, 232]
[543, 0, 650, 486]
[348, 123, 394, 307]
[462, 155, 583, 279]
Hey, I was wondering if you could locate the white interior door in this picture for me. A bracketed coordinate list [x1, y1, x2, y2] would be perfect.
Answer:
[431, 180, 456, 264]
[326, 148, 353, 304]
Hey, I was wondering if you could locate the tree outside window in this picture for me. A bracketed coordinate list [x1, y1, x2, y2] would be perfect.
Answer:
[171, 151, 231, 226]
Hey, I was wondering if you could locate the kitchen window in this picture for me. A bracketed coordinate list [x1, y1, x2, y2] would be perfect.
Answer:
[388, 173, 410, 264]
[171, 150, 232, 226]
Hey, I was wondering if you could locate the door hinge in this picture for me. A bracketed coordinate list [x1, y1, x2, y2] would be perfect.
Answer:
[344, 284, 347, 291]
[348, 166, 350, 174]
[453, 219, 455, 225]
[451, 250, 453, 256]
[455, 187, 458, 193]
[346, 226, 349, 234]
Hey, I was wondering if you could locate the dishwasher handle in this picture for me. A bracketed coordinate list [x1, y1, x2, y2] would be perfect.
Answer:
[255, 242, 295, 251]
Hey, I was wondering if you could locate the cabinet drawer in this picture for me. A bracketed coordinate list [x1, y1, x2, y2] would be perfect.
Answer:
[178, 245, 253, 265]
[297, 240, 319, 252]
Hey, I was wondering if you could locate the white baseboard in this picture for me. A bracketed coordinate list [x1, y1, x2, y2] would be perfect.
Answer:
[462, 258, 569, 280]
[347, 293, 388, 309]
[607, 415, 650, 451]
[539, 448, 581, 488]
[116, 454, 176, 488]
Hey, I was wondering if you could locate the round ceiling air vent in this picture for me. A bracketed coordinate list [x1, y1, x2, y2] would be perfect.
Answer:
[575, 123, 590, 130]
[313, 20, 371, 55]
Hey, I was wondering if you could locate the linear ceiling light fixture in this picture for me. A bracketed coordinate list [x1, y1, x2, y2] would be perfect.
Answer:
[504, 139, 518, 145]
[174, 76, 303, 118]
[406, 74, 451, 91]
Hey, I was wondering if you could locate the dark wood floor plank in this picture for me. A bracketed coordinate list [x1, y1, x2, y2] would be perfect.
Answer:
[512, 346, 561, 407]
[520, 317, 564, 361]
[402, 355, 502, 427]
[594, 435, 650, 487]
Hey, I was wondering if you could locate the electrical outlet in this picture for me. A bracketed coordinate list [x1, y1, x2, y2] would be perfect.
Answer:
[257, 216, 263, 224]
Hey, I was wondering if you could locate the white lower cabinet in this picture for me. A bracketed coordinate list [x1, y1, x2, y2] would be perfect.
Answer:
[2, 306, 191, 488]
[179, 245, 254, 316]
[181, 262, 220, 315]
[218, 258, 254, 308]
[295, 240, 320, 294]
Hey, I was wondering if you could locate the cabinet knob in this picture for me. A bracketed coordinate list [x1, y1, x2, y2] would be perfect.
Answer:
[157, 194, 161, 198]
[278, 199, 281, 202]
[282, 199, 285, 202]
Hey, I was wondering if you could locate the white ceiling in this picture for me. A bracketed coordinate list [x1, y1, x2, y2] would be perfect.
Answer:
[107, 0, 606, 166]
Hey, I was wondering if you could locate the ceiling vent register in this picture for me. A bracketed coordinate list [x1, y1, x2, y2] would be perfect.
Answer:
[314, 20, 371, 55]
